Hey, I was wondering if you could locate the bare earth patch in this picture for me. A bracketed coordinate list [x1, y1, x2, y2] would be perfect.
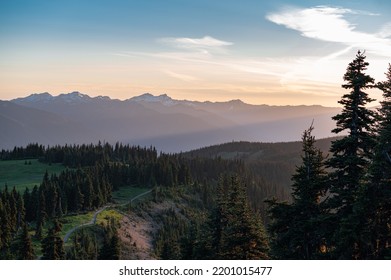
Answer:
[118, 201, 176, 260]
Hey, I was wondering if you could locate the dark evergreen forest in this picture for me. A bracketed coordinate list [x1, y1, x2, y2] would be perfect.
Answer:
[0, 51, 390, 260]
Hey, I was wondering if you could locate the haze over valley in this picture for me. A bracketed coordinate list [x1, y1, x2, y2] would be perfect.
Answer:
[1, 92, 341, 152]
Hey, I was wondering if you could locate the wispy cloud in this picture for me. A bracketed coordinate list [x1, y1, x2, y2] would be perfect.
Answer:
[378, 22, 391, 38]
[266, 6, 391, 57]
[159, 36, 233, 54]
[163, 70, 200, 82]
[111, 19, 389, 107]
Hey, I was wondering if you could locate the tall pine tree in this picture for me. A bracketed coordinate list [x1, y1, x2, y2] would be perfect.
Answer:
[325, 51, 377, 259]
[41, 219, 65, 260]
[358, 63, 391, 259]
[267, 125, 327, 259]
[17, 224, 35, 260]
[203, 175, 269, 259]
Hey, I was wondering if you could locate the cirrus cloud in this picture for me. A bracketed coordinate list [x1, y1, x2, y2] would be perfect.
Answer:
[266, 6, 391, 57]
[158, 35, 233, 53]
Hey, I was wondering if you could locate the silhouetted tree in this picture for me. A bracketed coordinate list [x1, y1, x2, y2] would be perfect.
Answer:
[325, 51, 377, 259]
[98, 218, 120, 260]
[41, 219, 65, 260]
[17, 224, 35, 260]
[205, 175, 269, 259]
[267, 125, 327, 259]
[358, 63, 391, 259]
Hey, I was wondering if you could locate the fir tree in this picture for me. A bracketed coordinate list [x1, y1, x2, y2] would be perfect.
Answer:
[358, 63, 391, 259]
[205, 175, 269, 259]
[8, 187, 18, 234]
[35, 189, 47, 239]
[325, 51, 377, 259]
[267, 125, 327, 259]
[41, 219, 65, 260]
[17, 224, 35, 260]
[109, 234, 121, 260]
[0, 198, 12, 253]
[206, 178, 228, 259]
[98, 218, 121, 260]
[16, 194, 26, 231]
[0, 200, 4, 251]
[67, 230, 98, 260]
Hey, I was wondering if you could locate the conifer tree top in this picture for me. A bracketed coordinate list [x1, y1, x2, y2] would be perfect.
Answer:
[342, 50, 374, 90]
[332, 50, 376, 135]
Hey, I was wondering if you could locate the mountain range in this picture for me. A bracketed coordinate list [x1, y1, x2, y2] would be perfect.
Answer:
[1, 91, 341, 152]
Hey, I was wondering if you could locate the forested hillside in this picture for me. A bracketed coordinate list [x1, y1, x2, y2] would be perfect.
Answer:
[0, 140, 280, 259]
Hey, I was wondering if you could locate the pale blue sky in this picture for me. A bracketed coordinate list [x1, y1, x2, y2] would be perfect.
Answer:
[1, 0, 390, 106]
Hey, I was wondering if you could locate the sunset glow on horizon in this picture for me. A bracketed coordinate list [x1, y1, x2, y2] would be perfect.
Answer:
[1, 0, 390, 107]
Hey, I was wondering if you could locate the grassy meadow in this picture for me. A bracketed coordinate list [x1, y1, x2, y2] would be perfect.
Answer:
[1, 158, 153, 254]
[0, 159, 66, 192]
[111, 186, 151, 204]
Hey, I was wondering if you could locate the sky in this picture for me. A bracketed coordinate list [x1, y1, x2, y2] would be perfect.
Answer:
[0, 0, 390, 106]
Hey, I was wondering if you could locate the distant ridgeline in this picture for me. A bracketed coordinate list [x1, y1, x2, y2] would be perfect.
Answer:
[1, 90, 342, 152]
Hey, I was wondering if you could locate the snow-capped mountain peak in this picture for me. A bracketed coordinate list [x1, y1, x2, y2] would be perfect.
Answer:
[128, 93, 178, 106]
[58, 91, 91, 103]
[14, 92, 54, 103]
[96, 95, 111, 101]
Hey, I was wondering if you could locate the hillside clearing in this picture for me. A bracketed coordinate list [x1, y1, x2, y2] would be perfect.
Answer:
[0, 159, 65, 191]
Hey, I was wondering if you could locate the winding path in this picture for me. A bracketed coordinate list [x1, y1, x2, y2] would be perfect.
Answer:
[63, 189, 152, 243]
[127, 189, 152, 205]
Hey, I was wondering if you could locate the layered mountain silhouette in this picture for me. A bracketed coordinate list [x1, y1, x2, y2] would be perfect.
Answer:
[1, 92, 341, 152]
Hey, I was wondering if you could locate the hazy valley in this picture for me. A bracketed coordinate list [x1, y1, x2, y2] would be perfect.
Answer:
[1, 91, 341, 152]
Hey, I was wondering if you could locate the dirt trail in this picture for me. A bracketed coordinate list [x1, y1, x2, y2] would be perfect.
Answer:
[63, 190, 152, 243]
[63, 206, 109, 242]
